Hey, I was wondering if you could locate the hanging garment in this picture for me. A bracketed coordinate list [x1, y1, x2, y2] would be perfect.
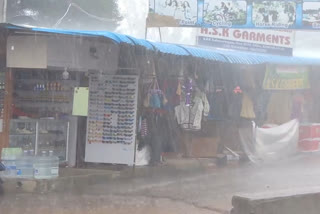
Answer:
[142, 113, 163, 164]
[291, 94, 304, 121]
[208, 90, 227, 120]
[240, 93, 256, 119]
[162, 79, 181, 111]
[175, 89, 210, 130]
[141, 118, 148, 138]
[175, 104, 190, 128]
[184, 78, 193, 106]
[227, 92, 243, 121]
[266, 92, 293, 125]
[176, 81, 182, 96]
[164, 111, 180, 152]
[238, 70, 257, 90]
[254, 91, 270, 125]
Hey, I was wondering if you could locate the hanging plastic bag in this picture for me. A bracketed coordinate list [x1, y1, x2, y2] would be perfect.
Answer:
[148, 77, 163, 109]
[150, 93, 161, 108]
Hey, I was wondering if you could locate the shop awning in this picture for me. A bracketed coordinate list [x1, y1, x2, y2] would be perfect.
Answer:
[3, 23, 320, 66]
[151, 42, 189, 56]
[181, 46, 228, 62]
[214, 49, 320, 65]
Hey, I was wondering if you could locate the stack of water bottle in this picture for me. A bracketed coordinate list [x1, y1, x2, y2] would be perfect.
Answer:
[1, 148, 59, 179]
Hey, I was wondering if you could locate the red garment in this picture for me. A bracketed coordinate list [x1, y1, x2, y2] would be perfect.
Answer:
[12, 105, 32, 117]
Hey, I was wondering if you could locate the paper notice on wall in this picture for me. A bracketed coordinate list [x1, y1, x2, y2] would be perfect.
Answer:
[72, 87, 89, 116]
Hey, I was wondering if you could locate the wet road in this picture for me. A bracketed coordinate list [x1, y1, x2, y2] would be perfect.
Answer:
[2, 154, 320, 214]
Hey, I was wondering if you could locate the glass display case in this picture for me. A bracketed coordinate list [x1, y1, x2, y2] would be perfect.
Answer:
[9, 119, 37, 151]
[9, 119, 69, 162]
[38, 119, 69, 162]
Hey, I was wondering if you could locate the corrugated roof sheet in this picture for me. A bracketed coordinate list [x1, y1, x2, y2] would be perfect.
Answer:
[3, 23, 320, 65]
[215, 49, 320, 65]
[182, 46, 227, 62]
[125, 35, 155, 50]
[152, 42, 189, 56]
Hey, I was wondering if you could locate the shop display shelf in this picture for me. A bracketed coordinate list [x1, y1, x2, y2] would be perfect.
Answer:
[16, 100, 70, 104]
[15, 79, 77, 82]
[38, 132, 64, 135]
[9, 133, 36, 136]
[15, 90, 73, 93]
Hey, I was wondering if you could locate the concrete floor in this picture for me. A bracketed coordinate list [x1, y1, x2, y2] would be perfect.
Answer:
[2, 153, 320, 214]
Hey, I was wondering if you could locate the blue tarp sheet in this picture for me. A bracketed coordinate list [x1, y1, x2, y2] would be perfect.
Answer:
[3, 23, 320, 65]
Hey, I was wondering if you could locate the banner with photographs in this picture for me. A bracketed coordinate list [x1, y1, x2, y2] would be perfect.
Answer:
[147, 0, 320, 30]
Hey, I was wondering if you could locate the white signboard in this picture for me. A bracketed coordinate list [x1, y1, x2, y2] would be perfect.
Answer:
[85, 74, 138, 165]
[197, 28, 295, 56]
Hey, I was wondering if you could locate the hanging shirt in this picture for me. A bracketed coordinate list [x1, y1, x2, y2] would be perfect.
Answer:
[175, 90, 210, 130]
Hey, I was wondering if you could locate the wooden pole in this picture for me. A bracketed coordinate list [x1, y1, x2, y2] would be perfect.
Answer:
[0, 68, 12, 155]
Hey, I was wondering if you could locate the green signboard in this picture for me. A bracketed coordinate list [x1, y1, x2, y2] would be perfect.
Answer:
[263, 65, 310, 90]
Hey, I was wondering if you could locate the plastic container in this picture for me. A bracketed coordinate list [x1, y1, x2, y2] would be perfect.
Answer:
[1, 148, 22, 178]
[16, 150, 34, 179]
[34, 151, 52, 179]
[49, 151, 59, 178]
[2, 159, 17, 178]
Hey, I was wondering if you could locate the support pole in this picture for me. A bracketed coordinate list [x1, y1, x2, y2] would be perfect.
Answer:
[158, 27, 162, 42]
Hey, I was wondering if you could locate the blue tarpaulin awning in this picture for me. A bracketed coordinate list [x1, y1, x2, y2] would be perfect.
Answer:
[3, 23, 320, 66]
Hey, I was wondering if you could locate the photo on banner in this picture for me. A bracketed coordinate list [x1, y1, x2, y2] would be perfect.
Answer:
[303, 1, 320, 28]
[252, 1, 296, 28]
[148, 0, 198, 26]
[148, 0, 320, 29]
[203, 0, 247, 27]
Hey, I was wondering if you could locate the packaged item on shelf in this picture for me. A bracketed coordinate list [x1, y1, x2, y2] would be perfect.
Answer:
[13, 70, 78, 118]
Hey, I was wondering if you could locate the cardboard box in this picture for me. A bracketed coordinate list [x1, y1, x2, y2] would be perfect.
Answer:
[183, 136, 220, 158]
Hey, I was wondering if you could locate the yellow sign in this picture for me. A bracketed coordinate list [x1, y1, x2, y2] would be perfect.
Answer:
[72, 87, 89, 116]
[263, 65, 310, 90]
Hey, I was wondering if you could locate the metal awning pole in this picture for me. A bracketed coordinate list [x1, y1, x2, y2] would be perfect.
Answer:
[2, 0, 6, 22]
